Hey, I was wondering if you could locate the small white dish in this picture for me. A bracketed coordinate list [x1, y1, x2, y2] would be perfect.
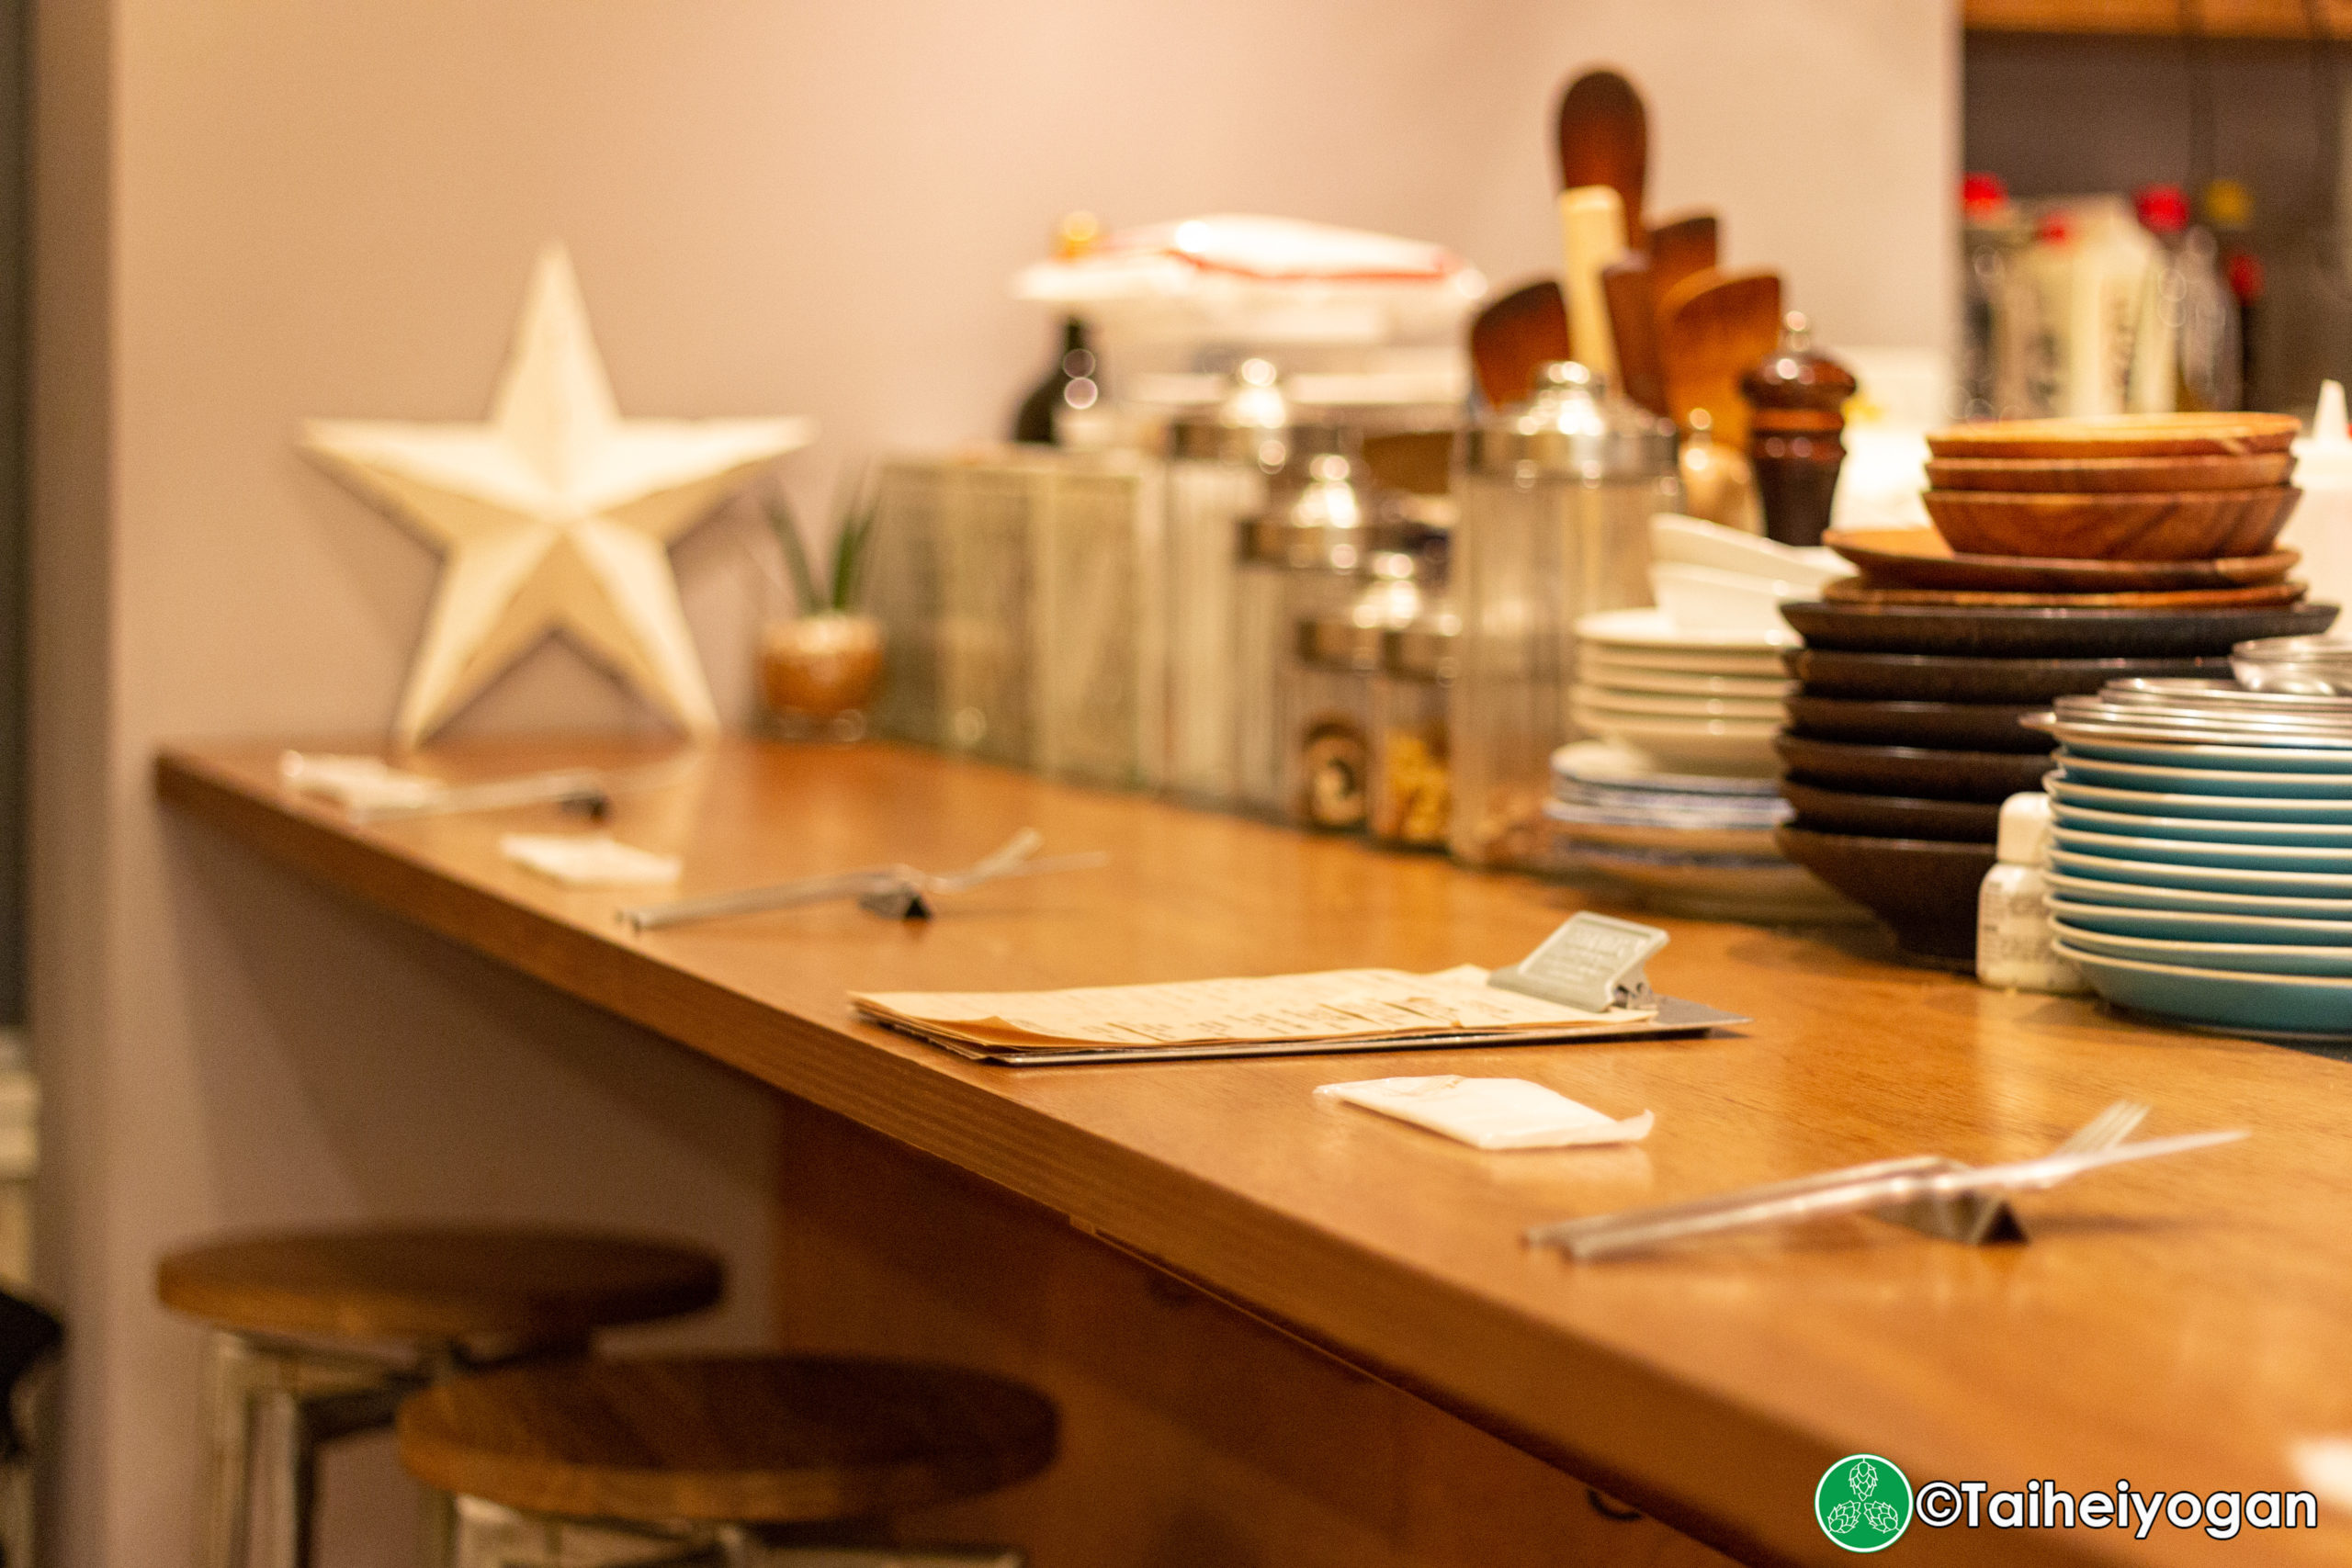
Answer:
[1570, 660, 1791, 699]
[1650, 562, 1810, 636]
[1577, 606, 1796, 652]
[1648, 514, 1844, 592]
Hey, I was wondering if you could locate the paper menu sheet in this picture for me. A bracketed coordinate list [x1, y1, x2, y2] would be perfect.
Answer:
[850, 965, 1653, 1050]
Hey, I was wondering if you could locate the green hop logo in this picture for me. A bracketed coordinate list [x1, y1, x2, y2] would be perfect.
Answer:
[1815, 1454, 1912, 1552]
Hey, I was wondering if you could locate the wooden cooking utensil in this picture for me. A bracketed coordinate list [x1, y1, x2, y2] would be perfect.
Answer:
[1918, 486, 2303, 561]
[1601, 255, 1668, 415]
[1657, 268, 1782, 449]
[1555, 68, 1647, 250]
[1558, 186, 1627, 382]
[1925, 413, 2301, 460]
[1468, 278, 1569, 409]
[1645, 211, 1719, 309]
[1924, 453, 2295, 493]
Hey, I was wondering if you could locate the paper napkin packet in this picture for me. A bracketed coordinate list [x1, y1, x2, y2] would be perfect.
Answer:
[1316, 1075, 1653, 1150]
[500, 833, 680, 888]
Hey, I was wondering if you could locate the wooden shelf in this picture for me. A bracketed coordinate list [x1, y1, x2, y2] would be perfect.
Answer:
[1967, 0, 2352, 37]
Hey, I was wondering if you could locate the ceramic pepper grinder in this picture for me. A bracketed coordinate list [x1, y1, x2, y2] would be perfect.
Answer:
[1739, 311, 1856, 547]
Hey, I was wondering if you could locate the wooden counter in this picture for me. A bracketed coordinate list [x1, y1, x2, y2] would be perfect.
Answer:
[156, 739, 2352, 1567]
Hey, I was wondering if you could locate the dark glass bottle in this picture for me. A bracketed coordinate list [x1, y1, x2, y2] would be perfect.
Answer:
[1739, 312, 1855, 548]
[1012, 318, 1099, 445]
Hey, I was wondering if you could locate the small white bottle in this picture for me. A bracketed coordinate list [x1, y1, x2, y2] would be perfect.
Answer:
[1976, 792, 2087, 994]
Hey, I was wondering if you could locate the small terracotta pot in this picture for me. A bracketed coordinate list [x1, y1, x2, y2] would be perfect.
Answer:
[760, 614, 884, 732]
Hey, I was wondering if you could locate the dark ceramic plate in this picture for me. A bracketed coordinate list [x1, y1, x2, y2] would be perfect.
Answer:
[1782, 649, 2233, 703]
[1779, 781, 2003, 842]
[1773, 826, 1997, 965]
[1779, 600, 2337, 658]
[1774, 733, 2054, 802]
[1782, 694, 2052, 752]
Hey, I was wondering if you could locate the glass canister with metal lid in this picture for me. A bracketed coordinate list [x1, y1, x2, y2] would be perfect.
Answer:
[1162, 360, 1293, 807]
[1450, 361, 1679, 870]
[1232, 431, 1373, 815]
[1372, 603, 1457, 850]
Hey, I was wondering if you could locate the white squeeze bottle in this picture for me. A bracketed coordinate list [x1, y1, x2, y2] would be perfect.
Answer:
[2283, 380, 2352, 612]
[1976, 793, 2087, 994]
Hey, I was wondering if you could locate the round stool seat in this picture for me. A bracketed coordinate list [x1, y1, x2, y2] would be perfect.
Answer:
[397, 1355, 1057, 1524]
[156, 1226, 725, 1344]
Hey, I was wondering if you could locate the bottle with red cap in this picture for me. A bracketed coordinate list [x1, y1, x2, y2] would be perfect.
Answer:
[2132, 182, 2240, 412]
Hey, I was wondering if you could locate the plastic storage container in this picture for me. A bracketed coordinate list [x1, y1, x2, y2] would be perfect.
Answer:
[1449, 362, 1679, 869]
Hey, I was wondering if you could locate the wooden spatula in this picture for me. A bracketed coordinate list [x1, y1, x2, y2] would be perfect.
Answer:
[1601, 256, 1668, 416]
[1556, 69, 1648, 250]
[1469, 278, 1570, 409]
[1645, 211, 1719, 310]
[1657, 267, 1782, 450]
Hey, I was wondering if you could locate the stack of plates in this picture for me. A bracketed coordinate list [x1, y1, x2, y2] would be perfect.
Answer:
[1572, 607, 1793, 775]
[1546, 741, 1861, 922]
[1771, 567, 2335, 966]
[1921, 413, 2304, 562]
[2042, 681, 2352, 1042]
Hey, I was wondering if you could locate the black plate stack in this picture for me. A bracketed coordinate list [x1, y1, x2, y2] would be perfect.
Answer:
[1770, 601, 2334, 966]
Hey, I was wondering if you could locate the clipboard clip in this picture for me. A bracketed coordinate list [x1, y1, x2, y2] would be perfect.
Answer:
[1487, 912, 1668, 1013]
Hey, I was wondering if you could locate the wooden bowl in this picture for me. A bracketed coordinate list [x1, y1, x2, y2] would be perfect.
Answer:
[1782, 649, 2235, 703]
[1822, 526, 2298, 592]
[1924, 453, 2294, 492]
[1926, 413, 2301, 460]
[1781, 599, 2337, 658]
[1919, 487, 2301, 560]
[1773, 733, 2054, 801]
[1819, 577, 2307, 610]
[1783, 694, 2060, 752]
[1778, 780, 2002, 842]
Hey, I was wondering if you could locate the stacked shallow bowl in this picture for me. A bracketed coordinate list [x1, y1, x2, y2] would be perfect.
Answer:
[2043, 680, 2352, 1043]
[1772, 413, 2336, 965]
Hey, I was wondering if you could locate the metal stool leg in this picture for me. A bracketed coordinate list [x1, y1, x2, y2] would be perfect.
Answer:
[199, 1332, 260, 1568]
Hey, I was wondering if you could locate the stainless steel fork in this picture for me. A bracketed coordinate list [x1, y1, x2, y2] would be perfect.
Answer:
[1527, 1100, 2196, 1258]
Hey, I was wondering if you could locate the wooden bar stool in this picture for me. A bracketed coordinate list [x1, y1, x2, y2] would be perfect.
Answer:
[397, 1355, 1057, 1567]
[158, 1226, 725, 1568]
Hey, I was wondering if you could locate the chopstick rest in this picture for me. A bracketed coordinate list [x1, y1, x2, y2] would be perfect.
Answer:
[1317, 1075, 1654, 1150]
[501, 833, 681, 888]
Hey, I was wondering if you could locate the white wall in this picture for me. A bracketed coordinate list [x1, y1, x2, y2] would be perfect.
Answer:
[31, 4, 1957, 1565]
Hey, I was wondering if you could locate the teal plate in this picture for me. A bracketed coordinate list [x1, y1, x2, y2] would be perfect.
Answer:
[2046, 871, 2352, 918]
[2056, 942, 2352, 1032]
[2046, 776, 2352, 824]
[2052, 802, 2352, 846]
[2052, 920, 2352, 976]
[2053, 755, 2352, 798]
[2052, 732, 2352, 773]
[2051, 897, 2352, 945]
[2050, 825, 2352, 874]
[2050, 847, 2352, 897]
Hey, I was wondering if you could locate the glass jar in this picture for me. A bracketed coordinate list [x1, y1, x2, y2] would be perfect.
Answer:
[1372, 609, 1456, 849]
[1450, 361, 1680, 870]
[1232, 432, 1373, 815]
[1283, 612, 1381, 831]
[1162, 361, 1292, 806]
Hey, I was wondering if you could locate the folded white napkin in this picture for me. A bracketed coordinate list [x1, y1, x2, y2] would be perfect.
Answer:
[278, 751, 446, 812]
[499, 833, 681, 888]
[1315, 1075, 1654, 1150]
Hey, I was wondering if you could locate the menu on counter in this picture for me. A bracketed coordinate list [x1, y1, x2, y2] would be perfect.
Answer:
[852, 964, 1657, 1055]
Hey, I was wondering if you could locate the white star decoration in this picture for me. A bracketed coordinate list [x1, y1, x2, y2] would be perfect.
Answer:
[303, 245, 813, 744]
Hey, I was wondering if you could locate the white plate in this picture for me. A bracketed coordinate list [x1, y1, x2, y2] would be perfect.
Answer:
[1551, 740, 1785, 796]
[1576, 607, 1796, 652]
[1572, 683, 1787, 722]
[1572, 661, 1791, 699]
[1571, 707, 1781, 772]
[1582, 647, 1790, 680]
[1651, 563, 1805, 637]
